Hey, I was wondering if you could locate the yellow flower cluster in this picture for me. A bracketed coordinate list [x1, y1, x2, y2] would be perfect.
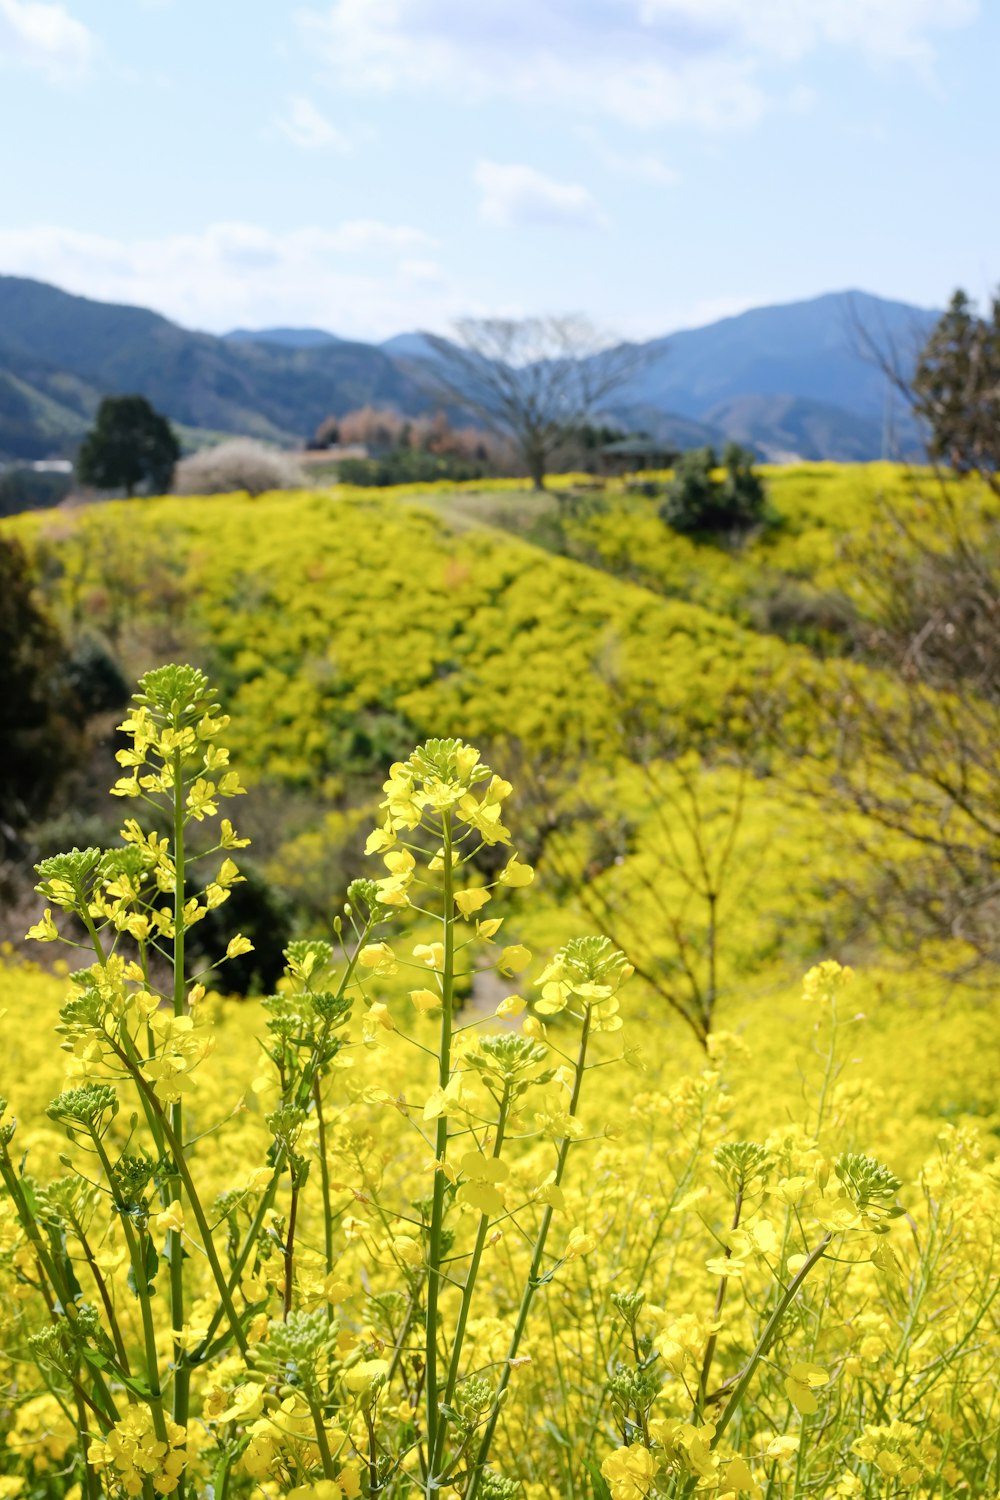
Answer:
[87, 1405, 187, 1496]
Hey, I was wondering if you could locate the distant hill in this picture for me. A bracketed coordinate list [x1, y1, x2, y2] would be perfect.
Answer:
[382, 290, 938, 462]
[0, 277, 939, 464]
[702, 393, 885, 463]
[621, 290, 936, 418]
[223, 327, 344, 349]
[379, 332, 444, 362]
[613, 289, 938, 459]
[0, 277, 431, 460]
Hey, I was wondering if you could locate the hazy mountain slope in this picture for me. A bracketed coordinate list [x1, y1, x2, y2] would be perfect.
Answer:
[619, 289, 937, 422]
[223, 328, 344, 348]
[704, 393, 887, 462]
[0, 277, 940, 463]
[0, 370, 88, 459]
[383, 291, 937, 460]
[605, 401, 727, 453]
[0, 277, 431, 454]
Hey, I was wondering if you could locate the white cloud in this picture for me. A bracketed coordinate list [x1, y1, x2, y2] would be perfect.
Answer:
[475, 161, 606, 229]
[277, 95, 353, 152]
[398, 257, 446, 285]
[0, 0, 93, 76]
[299, 1, 768, 129]
[580, 128, 678, 185]
[297, 0, 978, 129]
[638, 0, 978, 66]
[0, 222, 449, 339]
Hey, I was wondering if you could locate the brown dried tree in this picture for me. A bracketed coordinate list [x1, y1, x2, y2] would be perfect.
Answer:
[423, 315, 645, 490]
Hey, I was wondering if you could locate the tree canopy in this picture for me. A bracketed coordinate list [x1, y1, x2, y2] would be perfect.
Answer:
[911, 289, 1000, 480]
[77, 394, 180, 496]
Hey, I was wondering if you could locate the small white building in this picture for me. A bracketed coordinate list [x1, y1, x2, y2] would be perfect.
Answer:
[31, 459, 74, 474]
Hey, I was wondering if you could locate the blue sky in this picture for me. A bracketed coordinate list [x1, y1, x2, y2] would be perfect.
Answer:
[0, 0, 995, 341]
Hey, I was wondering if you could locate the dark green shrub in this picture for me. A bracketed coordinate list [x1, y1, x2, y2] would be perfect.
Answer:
[337, 449, 493, 486]
[0, 536, 82, 825]
[660, 443, 768, 536]
[65, 633, 130, 715]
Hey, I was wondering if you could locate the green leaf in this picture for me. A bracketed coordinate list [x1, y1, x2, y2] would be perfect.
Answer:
[118, 1370, 153, 1400]
[79, 1346, 109, 1373]
[48, 1227, 83, 1305]
[127, 1235, 160, 1298]
[81, 1346, 152, 1400]
[582, 1458, 613, 1500]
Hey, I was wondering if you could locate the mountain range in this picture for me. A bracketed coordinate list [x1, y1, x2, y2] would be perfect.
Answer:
[0, 276, 938, 465]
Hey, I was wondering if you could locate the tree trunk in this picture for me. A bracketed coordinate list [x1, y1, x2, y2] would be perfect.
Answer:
[527, 451, 546, 491]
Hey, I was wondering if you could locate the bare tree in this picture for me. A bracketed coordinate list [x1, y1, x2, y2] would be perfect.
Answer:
[424, 315, 645, 490]
[549, 754, 757, 1050]
[505, 686, 769, 1050]
[802, 290, 1000, 970]
[803, 479, 1000, 971]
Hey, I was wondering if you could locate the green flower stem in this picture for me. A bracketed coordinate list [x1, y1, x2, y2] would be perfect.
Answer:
[79, 909, 107, 967]
[75, 1388, 101, 1500]
[191, 1171, 283, 1360]
[424, 811, 455, 1497]
[169, 748, 189, 1456]
[89, 1131, 170, 1447]
[118, 1026, 170, 1162]
[156, 1106, 249, 1357]
[78, 912, 170, 1158]
[675, 1230, 834, 1498]
[466, 1003, 594, 1500]
[213, 1449, 233, 1500]
[814, 993, 840, 1141]
[190, 924, 375, 1359]
[0, 1145, 121, 1433]
[69, 1211, 132, 1376]
[900, 1274, 1000, 1418]
[433, 1079, 512, 1472]
[0, 1144, 65, 1307]
[171, 747, 187, 1018]
[386, 1291, 421, 1389]
[283, 1171, 301, 1320]
[696, 1190, 744, 1417]
[80, 834, 179, 1440]
[307, 1393, 337, 1480]
[104, 1037, 249, 1357]
[314, 1076, 335, 1280]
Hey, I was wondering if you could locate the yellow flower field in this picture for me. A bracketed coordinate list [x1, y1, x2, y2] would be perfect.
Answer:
[1, 470, 998, 1498]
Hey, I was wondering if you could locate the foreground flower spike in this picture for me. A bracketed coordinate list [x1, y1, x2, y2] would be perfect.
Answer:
[535, 934, 634, 1031]
[4, 685, 935, 1500]
[16, 665, 262, 1500]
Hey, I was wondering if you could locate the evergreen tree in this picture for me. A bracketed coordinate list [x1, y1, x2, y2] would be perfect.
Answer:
[77, 395, 180, 496]
[912, 289, 1000, 476]
[660, 443, 766, 535]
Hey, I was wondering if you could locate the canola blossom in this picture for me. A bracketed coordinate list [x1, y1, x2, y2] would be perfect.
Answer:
[0, 665, 996, 1500]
